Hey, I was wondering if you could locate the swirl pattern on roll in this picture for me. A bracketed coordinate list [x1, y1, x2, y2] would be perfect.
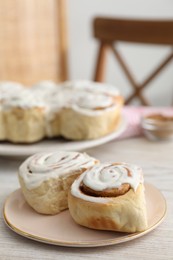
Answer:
[19, 151, 98, 190]
[71, 162, 143, 203]
[70, 91, 114, 110]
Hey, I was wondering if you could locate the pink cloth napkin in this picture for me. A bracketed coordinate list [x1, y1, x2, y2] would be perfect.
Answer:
[118, 106, 173, 140]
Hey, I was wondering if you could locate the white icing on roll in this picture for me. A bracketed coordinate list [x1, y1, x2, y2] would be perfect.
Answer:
[19, 151, 97, 189]
[71, 163, 143, 203]
[83, 163, 143, 191]
[70, 91, 113, 109]
[67, 88, 118, 116]
[0, 81, 23, 101]
[32, 80, 57, 91]
[45, 87, 73, 110]
[2, 89, 45, 109]
[32, 81, 58, 99]
[70, 103, 117, 116]
[63, 80, 120, 96]
[0, 79, 121, 117]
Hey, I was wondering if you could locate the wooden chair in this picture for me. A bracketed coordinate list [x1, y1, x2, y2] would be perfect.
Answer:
[0, 0, 68, 85]
[93, 17, 173, 105]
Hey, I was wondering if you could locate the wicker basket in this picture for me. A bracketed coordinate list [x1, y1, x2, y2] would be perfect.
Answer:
[0, 0, 68, 86]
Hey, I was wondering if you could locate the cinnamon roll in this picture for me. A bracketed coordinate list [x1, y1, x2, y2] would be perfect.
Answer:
[60, 80, 124, 140]
[3, 89, 46, 143]
[18, 151, 98, 215]
[68, 162, 148, 233]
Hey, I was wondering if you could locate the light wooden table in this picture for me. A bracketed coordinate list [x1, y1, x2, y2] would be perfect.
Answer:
[0, 137, 173, 260]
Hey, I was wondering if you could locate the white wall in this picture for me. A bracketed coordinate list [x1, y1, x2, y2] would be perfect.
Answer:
[67, 0, 173, 106]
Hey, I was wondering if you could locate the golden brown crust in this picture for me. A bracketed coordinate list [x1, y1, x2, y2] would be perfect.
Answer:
[19, 168, 86, 215]
[4, 107, 45, 143]
[60, 98, 123, 140]
[68, 184, 148, 233]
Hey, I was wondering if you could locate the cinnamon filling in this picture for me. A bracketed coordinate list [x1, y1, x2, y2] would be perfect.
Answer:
[80, 182, 130, 197]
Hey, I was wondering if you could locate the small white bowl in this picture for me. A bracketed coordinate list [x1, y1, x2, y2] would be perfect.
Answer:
[141, 114, 173, 141]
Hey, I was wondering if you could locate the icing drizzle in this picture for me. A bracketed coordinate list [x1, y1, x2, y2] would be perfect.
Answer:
[19, 151, 97, 189]
[71, 162, 143, 203]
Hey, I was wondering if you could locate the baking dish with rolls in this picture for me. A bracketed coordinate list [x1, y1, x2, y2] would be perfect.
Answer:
[18, 150, 148, 233]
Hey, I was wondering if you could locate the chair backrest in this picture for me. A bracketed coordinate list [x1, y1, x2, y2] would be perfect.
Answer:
[93, 17, 173, 105]
[94, 17, 173, 45]
[0, 0, 68, 86]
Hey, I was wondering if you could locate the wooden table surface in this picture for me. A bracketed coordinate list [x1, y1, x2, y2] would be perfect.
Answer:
[0, 137, 173, 260]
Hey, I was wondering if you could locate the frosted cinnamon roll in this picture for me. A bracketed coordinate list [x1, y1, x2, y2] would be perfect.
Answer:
[19, 151, 98, 215]
[3, 89, 46, 143]
[60, 80, 124, 140]
[68, 162, 148, 233]
[0, 82, 23, 140]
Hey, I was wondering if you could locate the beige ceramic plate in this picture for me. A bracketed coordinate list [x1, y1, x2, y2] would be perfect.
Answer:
[0, 117, 127, 157]
[3, 183, 166, 247]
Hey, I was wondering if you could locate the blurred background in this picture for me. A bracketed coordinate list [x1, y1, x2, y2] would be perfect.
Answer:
[0, 0, 173, 106]
[68, 0, 173, 106]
